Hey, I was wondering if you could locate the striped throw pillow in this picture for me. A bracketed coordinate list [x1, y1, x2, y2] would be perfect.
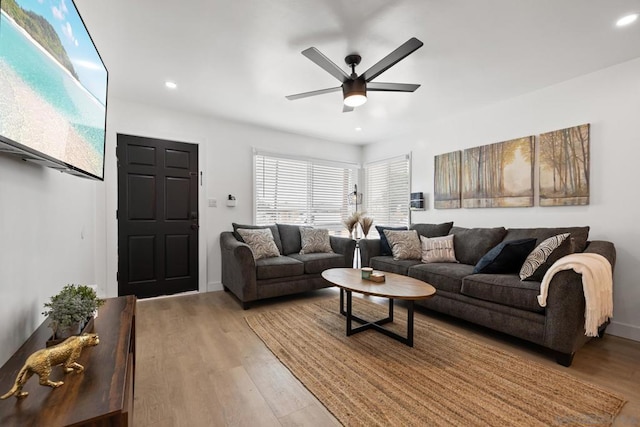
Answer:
[519, 233, 571, 281]
[384, 230, 422, 260]
[236, 228, 281, 260]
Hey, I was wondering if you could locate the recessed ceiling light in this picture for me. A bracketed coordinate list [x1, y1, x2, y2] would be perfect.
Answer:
[616, 13, 638, 27]
[355, 127, 362, 132]
[165, 81, 177, 89]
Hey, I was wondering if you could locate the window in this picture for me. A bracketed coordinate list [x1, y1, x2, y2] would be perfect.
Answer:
[254, 151, 358, 234]
[364, 154, 411, 234]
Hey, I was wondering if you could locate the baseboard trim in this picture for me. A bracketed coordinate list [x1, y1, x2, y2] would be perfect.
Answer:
[207, 281, 223, 292]
[606, 320, 640, 342]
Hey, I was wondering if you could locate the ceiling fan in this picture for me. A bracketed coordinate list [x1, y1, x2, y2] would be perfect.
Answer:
[286, 37, 423, 112]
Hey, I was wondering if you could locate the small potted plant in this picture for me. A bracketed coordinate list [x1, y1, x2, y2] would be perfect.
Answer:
[42, 284, 104, 344]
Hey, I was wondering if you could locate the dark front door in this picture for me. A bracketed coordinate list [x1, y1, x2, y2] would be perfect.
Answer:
[117, 134, 199, 298]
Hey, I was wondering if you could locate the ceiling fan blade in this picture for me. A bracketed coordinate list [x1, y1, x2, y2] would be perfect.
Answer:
[286, 86, 342, 101]
[367, 82, 421, 92]
[343, 105, 354, 113]
[302, 47, 351, 83]
[362, 37, 423, 82]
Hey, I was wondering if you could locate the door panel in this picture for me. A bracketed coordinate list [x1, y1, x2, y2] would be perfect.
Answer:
[165, 235, 190, 278]
[128, 175, 156, 220]
[165, 177, 190, 220]
[128, 236, 155, 282]
[118, 134, 199, 298]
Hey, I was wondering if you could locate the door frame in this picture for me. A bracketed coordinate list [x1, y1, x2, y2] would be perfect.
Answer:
[102, 132, 208, 298]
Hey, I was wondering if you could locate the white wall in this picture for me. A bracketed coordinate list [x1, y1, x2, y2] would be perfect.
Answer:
[0, 155, 97, 365]
[363, 57, 640, 341]
[99, 98, 362, 298]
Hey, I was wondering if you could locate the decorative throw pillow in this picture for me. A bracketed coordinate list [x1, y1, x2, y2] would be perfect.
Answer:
[384, 230, 422, 260]
[375, 225, 408, 256]
[473, 238, 537, 274]
[519, 233, 571, 281]
[236, 228, 281, 260]
[420, 235, 458, 263]
[299, 228, 333, 254]
[233, 223, 283, 254]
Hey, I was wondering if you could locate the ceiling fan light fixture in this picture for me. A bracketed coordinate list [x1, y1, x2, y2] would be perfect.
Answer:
[343, 78, 367, 107]
[344, 94, 367, 107]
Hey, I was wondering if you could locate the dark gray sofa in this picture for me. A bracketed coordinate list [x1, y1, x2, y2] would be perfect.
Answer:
[359, 224, 616, 366]
[220, 223, 356, 309]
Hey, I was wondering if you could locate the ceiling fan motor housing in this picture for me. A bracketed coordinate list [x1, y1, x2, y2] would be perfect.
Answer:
[343, 78, 366, 98]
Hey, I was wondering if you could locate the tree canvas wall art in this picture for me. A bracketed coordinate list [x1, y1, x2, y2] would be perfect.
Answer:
[462, 137, 534, 208]
[539, 124, 590, 206]
[434, 151, 461, 209]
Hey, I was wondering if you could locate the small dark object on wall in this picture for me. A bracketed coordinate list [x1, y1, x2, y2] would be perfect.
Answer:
[410, 192, 425, 210]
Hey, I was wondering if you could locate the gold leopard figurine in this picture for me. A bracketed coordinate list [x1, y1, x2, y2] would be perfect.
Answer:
[0, 333, 99, 399]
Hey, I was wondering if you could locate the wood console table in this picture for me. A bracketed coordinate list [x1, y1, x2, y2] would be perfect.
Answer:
[0, 296, 136, 426]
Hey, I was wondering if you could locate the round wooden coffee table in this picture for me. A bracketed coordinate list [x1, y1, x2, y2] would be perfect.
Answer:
[321, 268, 436, 347]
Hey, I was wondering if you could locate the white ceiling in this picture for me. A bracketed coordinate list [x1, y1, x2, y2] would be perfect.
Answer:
[75, 0, 640, 145]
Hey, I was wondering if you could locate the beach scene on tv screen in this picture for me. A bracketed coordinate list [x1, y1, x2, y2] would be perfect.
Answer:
[0, 0, 107, 178]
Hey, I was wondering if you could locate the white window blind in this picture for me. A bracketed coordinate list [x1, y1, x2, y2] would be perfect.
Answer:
[364, 154, 410, 234]
[254, 152, 357, 234]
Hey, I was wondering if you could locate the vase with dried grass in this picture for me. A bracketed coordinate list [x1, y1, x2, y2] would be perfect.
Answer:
[359, 216, 373, 238]
[343, 212, 361, 239]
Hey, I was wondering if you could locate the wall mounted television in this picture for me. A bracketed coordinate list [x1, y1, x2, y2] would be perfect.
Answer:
[0, 0, 107, 180]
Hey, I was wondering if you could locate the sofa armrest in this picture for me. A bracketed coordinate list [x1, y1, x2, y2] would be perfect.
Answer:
[220, 231, 258, 304]
[330, 236, 356, 268]
[542, 240, 616, 356]
[359, 238, 382, 267]
[584, 240, 616, 271]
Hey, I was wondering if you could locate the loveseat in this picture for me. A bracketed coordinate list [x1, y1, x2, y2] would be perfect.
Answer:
[359, 223, 616, 366]
[220, 223, 356, 309]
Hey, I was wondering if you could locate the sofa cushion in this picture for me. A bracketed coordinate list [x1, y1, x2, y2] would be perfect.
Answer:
[299, 228, 333, 254]
[256, 256, 304, 280]
[277, 223, 308, 255]
[449, 226, 507, 265]
[461, 274, 544, 313]
[236, 228, 281, 260]
[473, 238, 537, 274]
[288, 253, 345, 274]
[502, 226, 590, 253]
[233, 223, 283, 254]
[370, 256, 422, 276]
[519, 233, 572, 281]
[410, 222, 454, 238]
[375, 225, 408, 255]
[408, 263, 474, 294]
[384, 229, 422, 260]
[420, 235, 458, 263]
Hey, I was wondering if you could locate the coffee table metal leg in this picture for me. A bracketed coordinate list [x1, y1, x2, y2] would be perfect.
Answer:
[407, 300, 414, 347]
[346, 290, 353, 336]
[337, 291, 415, 347]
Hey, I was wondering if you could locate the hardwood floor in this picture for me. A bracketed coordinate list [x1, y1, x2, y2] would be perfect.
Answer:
[134, 289, 640, 426]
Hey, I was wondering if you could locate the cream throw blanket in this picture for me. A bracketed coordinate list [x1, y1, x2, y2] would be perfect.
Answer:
[537, 253, 613, 337]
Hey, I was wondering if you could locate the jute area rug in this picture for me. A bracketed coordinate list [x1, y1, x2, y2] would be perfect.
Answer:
[245, 297, 625, 427]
